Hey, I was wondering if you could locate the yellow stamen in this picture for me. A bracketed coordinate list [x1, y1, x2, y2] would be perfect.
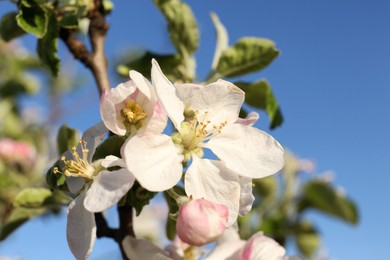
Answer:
[121, 99, 147, 124]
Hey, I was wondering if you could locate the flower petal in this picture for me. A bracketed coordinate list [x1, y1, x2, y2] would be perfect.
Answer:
[205, 123, 284, 179]
[236, 111, 259, 126]
[84, 169, 135, 212]
[101, 155, 126, 168]
[151, 59, 184, 130]
[176, 80, 244, 128]
[78, 122, 108, 162]
[185, 156, 240, 226]
[66, 176, 85, 194]
[67, 192, 96, 260]
[238, 232, 286, 260]
[238, 177, 255, 216]
[122, 236, 171, 260]
[122, 133, 183, 192]
[130, 70, 152, 101]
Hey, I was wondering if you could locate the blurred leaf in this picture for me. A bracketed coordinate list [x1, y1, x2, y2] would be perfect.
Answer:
[253, 175, 277, 206]
[210, 12, 228, 70]
[37, 11, 60, 76]
[163, 186, 186, 240]
[0, 12, 26, 41]
[216, 37, 279, 78]
[0, 75, 39, 97]
[235, 80, 283, 129]
[294, 221, 321, 258]
[154, 0, 199, 55]
[59, 12, 78, 28]
[0, 207, 45, 241]
[57, 124, 79, 155]
[297, 181, 359, 225]
[126, 182, 157, 216]
[16, 1, 49, 38]
[92, 135, 126, 161]
[14, 188, 52, 208]
[117, 51, 182, 82]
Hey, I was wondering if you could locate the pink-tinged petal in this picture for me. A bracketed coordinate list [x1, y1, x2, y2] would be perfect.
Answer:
[78, 122, 108, 162]
[122, 236, 172, 260]
[101, 155, 126, 168]
[236, 112, 259, 126]
[107, 81, 136, 104]
[177, 198, 228, 246]
[66, 176, 85, 194]
[185, 156, 240, 225]
[84, 169, 135, 212]
[130, 70, 152, 101]
[239, 177, 255, 216]
[205, 124, 284, 179]
[238, 232, 286, 260]
[138, 101, 167, 135]
[122, 133, 183, 192]
[67, 193, 96, 260]
[205, 240, 244, 260]
[151, 59, 184, 130]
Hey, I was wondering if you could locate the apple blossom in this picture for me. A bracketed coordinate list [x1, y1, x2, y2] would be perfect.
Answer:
[54, 122, 135, 259]
[176, 198, 228, 246]
[122, 236, 172, 260]
[122, 60, 284, 225]
[0, 138, 36, 168]
[100, 68, 167, 137]
[206, 230, 288, 260]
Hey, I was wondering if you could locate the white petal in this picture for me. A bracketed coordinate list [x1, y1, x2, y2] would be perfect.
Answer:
[107, 81, 136, 104]
[239, 177, 255, 216]
[177, 80, 244, 128]
[236, 111, 259, 126]
[79, 122, 108, 162]
[101, 155, 126, 168]
[122, 133, 183, 192]
[185, 156, 240, 226]
[100, 92, 126, 136]
[205, 124, 284, 179]
[122, 236, 171, 260]
[130, 70, 152, 101]
[67, 193, 96, 260]
[238, 232, 286, 260]
[138, 101, 167, 135]
[66, 176, 85, 194]
[151, 59, 184, 130]
[84, 169, 135, 212]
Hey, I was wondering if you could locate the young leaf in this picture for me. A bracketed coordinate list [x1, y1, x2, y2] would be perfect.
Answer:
[210, 12, 228, 70]
[16, 2, 49, 38]
[235, 80, 283, 129]
[92, 135, 126, 161]
[0, 207, 46, 241]
[0, 12, 26, 41]
[154, 0, 199, 55]
[14, 188, 52, 208]
[297, 181, 359, 225]
[37, 11, 60, 76]
[216, 37, 279, 78]
[126, 182, 157, 216]
[57, 124, 79, 155]
[163, 186, 185, 240]
[294, 221, 321, 258]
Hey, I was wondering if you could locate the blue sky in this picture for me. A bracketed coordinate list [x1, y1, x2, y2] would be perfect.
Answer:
[1, 0, 390, 259]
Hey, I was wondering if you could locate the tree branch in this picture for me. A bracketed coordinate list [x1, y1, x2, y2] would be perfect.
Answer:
[59, 0, 110, 96]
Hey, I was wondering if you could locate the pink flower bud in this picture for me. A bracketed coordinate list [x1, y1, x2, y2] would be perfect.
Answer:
[176, 198, 228, 246]
[238, 232, 286, 260]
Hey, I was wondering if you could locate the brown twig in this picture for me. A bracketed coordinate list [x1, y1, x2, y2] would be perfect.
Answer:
[59, 0, 110, 96]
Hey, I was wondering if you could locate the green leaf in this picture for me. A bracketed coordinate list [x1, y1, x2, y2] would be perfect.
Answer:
[117, 51, 183, 82]
[294, 221, 321, 258]
[126, 182, 157, 216]
[210, 12, 228, 70]
[59, 12, 79, 28]
[0, 207, 45, 241]
[163, 186, 185, 240]
[0, 12, 26, 41]
[37, 11, 60, 76]
[235, 80, 283, 129]
[92, 135, 126, 161]
[297, 181, 359, 225]
[16, 1, 49, 38]
[154, 0, 199, 55]
[216, 37, 279, 78]
[14, 188, 52, 208]
[57, 124, 79, 155]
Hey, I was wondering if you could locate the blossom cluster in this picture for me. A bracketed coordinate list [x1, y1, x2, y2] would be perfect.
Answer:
[54, 60, 286, 259]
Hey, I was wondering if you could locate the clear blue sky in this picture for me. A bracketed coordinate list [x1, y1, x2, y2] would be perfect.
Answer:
[1, 1, 390, 259]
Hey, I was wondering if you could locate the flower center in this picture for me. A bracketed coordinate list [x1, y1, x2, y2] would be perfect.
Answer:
[172, 110, 227, 162]
[121, 99, 147, 125]
[54, 140, 95, 180]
